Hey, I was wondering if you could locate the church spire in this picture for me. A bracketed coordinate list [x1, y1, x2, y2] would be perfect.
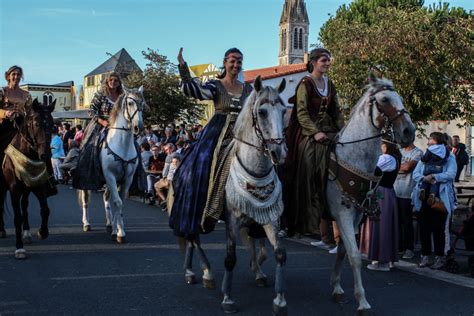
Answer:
[279, 0, 309, 65]
[280, 0, 309, 24]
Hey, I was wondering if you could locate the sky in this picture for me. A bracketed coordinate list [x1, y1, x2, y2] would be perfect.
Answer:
[1, 0, 472, 88]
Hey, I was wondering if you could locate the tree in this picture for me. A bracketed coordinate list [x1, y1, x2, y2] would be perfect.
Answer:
[319, 1, 473, 124]
[124, 48, 203, 125]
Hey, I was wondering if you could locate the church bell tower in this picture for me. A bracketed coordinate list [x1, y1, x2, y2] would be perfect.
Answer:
[278, 0, 309, 65]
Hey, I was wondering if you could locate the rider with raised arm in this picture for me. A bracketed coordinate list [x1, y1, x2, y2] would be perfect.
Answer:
[169, 48, 253, 238]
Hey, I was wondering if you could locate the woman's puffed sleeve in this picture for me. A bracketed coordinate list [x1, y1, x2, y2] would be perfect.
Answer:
[179, 63, 216, 101]
[296, 83, 319, 136]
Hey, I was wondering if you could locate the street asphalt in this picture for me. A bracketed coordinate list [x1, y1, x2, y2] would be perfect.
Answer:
[0, 186, 473, 315]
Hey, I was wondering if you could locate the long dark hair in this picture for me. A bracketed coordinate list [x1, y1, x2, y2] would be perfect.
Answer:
[217, 48, 243, 79]
[383, 141, 402, 166]
[306, 48, 331, 73]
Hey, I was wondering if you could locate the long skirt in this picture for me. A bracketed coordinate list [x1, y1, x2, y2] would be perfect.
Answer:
[72, 119, 104, 190]
[285, 137, 330, 235]
[360, 186, 399, 263]
[170, 113, 234, 238]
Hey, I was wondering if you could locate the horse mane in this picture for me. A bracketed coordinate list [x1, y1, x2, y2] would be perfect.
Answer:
[233, 87, 262, 140]
[108, 94, 125, 127]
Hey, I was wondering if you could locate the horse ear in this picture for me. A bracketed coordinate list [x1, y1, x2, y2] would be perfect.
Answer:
[49, 99, 56, 112]
[368, 71, 378, 85]
[278, 78, 286, 94]
[32, 98, 40, 110]
[122, 85, 129, 93]
[254, 76, 263, 93]
[138, 85, 144, 94]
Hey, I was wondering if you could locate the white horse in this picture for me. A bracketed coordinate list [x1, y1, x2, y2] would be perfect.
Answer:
[79, 86, 145, 243]
[326, 73, 415, 315]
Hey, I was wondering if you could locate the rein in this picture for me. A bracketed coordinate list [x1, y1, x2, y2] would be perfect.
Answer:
[328, 85, 408, 219]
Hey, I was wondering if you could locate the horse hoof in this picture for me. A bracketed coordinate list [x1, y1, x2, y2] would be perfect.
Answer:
[22, 236, 32, 245]
[0, 230, 6, 238]
[332, 293, 348, 304]
[106, 225, 112, 233]
[14, 249, 27, 260]
[111, 234, 117, 241]
[37, 229, 49, 240]
[202, 278, 215, 289]
[116, 236, 126, 244]
[83, 225, 91, 232]
[185, 275, 197, 285]
[356, 308, 373, 316]
[221, 302, 238, 314]
[272, 303, 288, 316]
[255, 277, 268, 288]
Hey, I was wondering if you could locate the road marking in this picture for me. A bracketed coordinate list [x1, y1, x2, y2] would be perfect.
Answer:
[0, 243, 247, 256]
[0, 301, 28, 307]
[287, 236, 474, 289]
[51, 272, 182, 281]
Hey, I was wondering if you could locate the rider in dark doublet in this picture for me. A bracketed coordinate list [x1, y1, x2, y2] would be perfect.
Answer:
[73, 72, 122, 191]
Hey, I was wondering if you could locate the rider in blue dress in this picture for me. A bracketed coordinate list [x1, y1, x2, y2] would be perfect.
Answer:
[170, 48, 253, 238]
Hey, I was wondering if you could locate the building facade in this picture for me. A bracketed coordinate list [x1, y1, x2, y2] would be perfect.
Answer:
[279, 0, 309, 66]
[21, 81, 76, 112]
[81, 48, 141, 109]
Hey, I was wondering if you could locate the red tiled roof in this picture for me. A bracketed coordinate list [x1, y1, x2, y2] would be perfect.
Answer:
[243, 63, 306, 83]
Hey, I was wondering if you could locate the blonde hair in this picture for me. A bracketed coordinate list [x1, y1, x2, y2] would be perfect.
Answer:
[100, 71, 124, 98]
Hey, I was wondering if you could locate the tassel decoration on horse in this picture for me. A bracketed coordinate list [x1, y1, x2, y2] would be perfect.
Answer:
[3, 144, 49, 187]
[225, 155, 283, 225]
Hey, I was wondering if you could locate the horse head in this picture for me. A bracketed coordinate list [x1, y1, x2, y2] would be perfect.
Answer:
[366, 73, 416, 147]
[235, 76, 287, 165]
[26, 98, 55, 160]
[121, 85, 145, 134]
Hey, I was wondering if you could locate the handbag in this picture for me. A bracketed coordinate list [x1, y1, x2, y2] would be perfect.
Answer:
[431, 198, 447, 213]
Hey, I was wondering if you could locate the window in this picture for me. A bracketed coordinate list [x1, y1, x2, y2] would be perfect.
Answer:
[282, 31, 286, 51]
[293, 28, 298, 49]
[299, 29, 303, 49]
[43, 92, 54, 106]
[86, 76, 95, 87]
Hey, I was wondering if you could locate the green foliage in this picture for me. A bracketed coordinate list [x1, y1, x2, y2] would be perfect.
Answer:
[320, 1, 473, 124]
[124, 48, 203, 125]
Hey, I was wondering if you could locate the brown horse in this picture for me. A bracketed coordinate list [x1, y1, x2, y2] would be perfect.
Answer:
[0, 99, 55, 259]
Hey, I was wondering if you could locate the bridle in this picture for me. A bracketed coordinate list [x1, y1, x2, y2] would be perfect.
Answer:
[108, 95, 144, 133]
[335, 85, 408, 146]
[233, 96, 286, 166]
[20, 111, 49, 153]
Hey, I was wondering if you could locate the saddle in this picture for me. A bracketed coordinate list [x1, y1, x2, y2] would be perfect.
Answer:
[3, 144, 49, 187]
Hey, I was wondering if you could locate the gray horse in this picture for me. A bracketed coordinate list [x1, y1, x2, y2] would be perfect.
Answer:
[326, 73, 416, 315]
[222, 76, 288, 314]
[178, 76, 288, 315]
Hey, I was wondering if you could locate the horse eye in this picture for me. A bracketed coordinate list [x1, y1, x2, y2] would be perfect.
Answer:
[258, 109, 268, 117]
[381, 96, 389, 103]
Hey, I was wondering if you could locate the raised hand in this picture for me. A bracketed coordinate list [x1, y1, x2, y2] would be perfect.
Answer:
[177, 47, 185, 66]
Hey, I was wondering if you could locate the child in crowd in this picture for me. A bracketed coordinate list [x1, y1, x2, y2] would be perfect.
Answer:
[419, 133, 450, 205]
